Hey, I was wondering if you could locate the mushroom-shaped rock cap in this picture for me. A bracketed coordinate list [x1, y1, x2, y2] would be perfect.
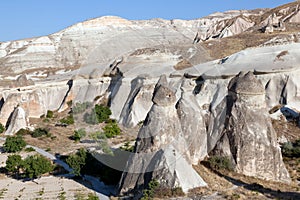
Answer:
[152, 85, 176, 106]
[228, 71, 265, 95]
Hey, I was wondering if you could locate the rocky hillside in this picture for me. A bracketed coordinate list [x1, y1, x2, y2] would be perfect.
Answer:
[1, 1, 300, 199]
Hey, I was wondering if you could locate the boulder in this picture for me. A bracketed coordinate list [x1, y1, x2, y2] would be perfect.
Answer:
[5, 106, 28, 135]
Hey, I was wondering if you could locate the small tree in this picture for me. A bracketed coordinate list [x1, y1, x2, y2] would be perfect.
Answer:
[66, 148, 87, 176]
[102, 121, 121, 138]
[46, 110, 54, 118]
[23, 155, 54, 179]
[6, 154, 23, 176]
[141, 179, 160, 200]
[94, 104, 112, 123]
[72, 129, 86, 142]
[3, 135, 26, 153]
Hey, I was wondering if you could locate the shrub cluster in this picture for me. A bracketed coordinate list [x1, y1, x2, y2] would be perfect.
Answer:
[31, 128, 51, 138]
[60, 114, 75, 125]
[6, 154, 54, 179]
[94, 104, 112, 123]
[102, 121, 121, 138]
[16, 128, 52, 138]
[65, 148, 87, 176]
[207, 155, 234, 171]
[141, 179, 184, 199]
[141, 179, 160, 200]
[3, 135, 26, 153]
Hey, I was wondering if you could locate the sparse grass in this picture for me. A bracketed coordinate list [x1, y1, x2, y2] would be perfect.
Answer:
[38, 188, 44, 196]
[74, 193, 99, 200]
[202, 30, 299, 60]
[23, 117, 78, 155]
[120, 141, 134, 152]
[0, 188, 7, 199]
[58, 191, 66, 200]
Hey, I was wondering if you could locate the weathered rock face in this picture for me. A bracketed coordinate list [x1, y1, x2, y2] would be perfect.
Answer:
[5, 106, 28, 135]
[203, 16, 255, 40]
[212, 72, 290, 183]
[0, 1, 299, 195]
[118, 76, 207, 195]
[176, 79, 208, 163]
[0, 82, 70, 125]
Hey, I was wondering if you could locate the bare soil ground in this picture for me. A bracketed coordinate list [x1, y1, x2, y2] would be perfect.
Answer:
[192, 163, 300, 200]
[25, 108, 138, 156]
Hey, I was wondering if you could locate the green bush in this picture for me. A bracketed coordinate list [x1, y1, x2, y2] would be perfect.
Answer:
[31, 128, 50, 138]
[72, 129, 86, 142]
[3, 135, 26, 153]
[46, 110, 54, 118]
[282, 140, 300, 158]
[25, 147, 35, 152]
[208, 155, 233, 171]
[23, 155, 54, 179]
[6, 154, 23, 175]
[0, 123, 5, 134]
[102, 121, 121, 138]
[60, 114, 74, 125]
[66, 148, 87, 176]
[6, 154, 53, 179]
[141, 179, 160, 200]
[94, 104, 112, 123]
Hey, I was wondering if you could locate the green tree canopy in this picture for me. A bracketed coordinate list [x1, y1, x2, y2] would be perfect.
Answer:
[3, 135, 26, 153]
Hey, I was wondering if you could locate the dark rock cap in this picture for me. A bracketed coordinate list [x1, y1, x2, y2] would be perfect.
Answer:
[228, 71, 265, 95]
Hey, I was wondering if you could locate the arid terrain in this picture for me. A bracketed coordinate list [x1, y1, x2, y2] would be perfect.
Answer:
[0, 1, 300, 200]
